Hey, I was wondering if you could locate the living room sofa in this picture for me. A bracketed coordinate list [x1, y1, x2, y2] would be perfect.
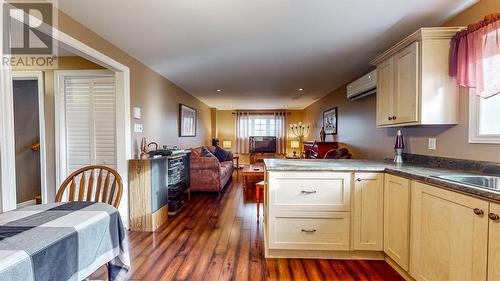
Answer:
[189, 146, 234, 193]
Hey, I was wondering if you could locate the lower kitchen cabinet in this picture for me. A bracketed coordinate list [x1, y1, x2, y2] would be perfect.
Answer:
[268, 213, 350, 251]
[353, 173, 384, 251]
[410, 181, 489, 281]
[384, 174, 411, 270]
[488, 202, 500, 281]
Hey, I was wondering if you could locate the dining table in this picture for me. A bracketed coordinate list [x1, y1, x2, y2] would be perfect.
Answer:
[0, 201, 130, 281]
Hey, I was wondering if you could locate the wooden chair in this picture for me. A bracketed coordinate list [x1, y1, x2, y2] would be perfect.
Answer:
[256, 180, 265, 222]
[55, 165, 123, 208]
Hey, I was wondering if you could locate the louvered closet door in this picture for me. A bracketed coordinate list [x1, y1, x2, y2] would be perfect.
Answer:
[64, 76, 116, 176]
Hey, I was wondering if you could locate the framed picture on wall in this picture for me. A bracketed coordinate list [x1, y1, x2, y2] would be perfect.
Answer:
[323, 107, 338, 135]
[179, 104, 197, 137]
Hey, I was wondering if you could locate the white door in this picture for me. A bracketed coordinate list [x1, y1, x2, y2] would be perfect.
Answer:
[57, 72, 117, 184]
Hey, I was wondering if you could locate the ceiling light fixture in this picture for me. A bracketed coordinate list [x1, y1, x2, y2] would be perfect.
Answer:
[298, 88, 304, 91]
[216, 89, 222, 93]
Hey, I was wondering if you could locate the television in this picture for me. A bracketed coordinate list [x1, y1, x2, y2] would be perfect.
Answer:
[249, 136, 277, 153]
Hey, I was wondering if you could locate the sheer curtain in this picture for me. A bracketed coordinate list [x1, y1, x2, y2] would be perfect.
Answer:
[274, 112, 286, 154]
[450, 13, 500, 98]
[234, 111, 287, 154]
[235, 112, 250, 153]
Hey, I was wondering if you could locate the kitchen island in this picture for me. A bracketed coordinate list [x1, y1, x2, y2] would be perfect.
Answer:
[263, 158, 500, 281]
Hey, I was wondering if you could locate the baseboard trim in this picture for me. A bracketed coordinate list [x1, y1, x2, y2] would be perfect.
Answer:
[266, 249, 385, 260]
[17, 199, 36, 209]
[385, 256, 416, 281]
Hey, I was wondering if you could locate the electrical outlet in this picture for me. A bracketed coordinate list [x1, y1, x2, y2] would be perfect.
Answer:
[428, 138, 437, 150]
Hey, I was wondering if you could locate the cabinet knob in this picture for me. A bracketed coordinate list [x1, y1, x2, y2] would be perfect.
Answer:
[473, 208, 484, 216]
[301, 229, 317, 233]
[392, 116, 397, 120]
[301, 190, 317, 194]
[388, 116, 393, 120]
[489, 213, 500, 221]
[356, 178, 362, 182]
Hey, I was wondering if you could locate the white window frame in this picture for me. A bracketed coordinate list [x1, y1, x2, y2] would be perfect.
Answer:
[246, 115, 278, 137]
[469, 92, 500, 144]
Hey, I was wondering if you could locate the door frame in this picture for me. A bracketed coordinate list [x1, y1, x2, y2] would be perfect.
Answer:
[54, 69, 115, 186]
[1, 5, 131, 227]
[12, 71, 48, 205]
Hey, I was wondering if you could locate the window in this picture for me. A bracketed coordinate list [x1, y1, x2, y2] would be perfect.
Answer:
[235, 112, 286, 154]
[469, 93, 500, 143]
[249, 116, 277, 136]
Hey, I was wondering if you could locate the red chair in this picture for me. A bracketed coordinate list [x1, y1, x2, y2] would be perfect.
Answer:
[323, 148, 352, 159]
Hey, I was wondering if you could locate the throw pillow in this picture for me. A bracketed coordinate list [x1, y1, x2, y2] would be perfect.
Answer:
[214, 145, 231, 162]
[201, 147, 216, 158]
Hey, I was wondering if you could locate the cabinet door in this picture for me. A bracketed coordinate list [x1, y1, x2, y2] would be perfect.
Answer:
[410, 181, 488, 281]
[393, 41, 419, 124]
[376, 57, 394, 126]
[353, 173, 384, 251]
[488, 202, 500, 281]
[384, 174, 410, 270]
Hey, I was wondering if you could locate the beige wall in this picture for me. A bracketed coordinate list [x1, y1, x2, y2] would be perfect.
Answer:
[304, 86, 396, 160]
[215, 110, 305, 164]
[304, 0, 500, 162]
[55, 11, 212, 158]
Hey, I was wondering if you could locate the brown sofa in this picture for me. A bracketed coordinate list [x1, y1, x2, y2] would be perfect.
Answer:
[189, 146, 234, 193]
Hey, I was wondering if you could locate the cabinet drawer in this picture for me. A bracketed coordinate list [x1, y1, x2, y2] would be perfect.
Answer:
[268, 214, 350, 250]
[268, 172, 351, 212]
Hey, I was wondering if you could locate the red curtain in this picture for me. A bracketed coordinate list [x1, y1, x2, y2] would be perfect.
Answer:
[449, 14, 500, 98]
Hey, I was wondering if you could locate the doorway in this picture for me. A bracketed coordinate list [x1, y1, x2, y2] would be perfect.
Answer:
[1, 6, 130, 226]
[12, 72, 47, 207]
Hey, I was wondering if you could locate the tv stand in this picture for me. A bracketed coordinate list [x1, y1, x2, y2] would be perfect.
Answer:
[249, 153, 282, 164]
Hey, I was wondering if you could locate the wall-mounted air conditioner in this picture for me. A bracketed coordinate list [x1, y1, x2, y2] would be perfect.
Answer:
[346, 70, 377, 101]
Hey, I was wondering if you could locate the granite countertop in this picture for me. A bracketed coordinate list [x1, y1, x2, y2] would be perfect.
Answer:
[264, 158, 500, 202]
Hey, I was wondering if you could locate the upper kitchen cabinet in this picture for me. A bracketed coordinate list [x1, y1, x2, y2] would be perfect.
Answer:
[371, 27, 462, 127]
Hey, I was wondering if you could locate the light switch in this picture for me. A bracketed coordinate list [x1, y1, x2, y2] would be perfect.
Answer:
[133, 107, 142, 119]
[428, 138, 437, 150]
[134, 123, 143, 133]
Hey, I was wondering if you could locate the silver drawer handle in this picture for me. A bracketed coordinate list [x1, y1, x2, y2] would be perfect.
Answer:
[300, 190, 317, 194]
[301, 229, 317, 233]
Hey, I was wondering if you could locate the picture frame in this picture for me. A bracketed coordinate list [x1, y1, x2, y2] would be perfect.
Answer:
[323, 107, 338, 135]
[179, 104, 197, 137]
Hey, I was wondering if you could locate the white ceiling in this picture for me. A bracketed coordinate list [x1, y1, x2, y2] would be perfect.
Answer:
[58, 0, 477, 109]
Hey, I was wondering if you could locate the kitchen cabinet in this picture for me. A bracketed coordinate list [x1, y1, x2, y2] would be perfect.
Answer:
[384, 174, 411, 270]
[488, 202, 500, 281]
[410, 181, 488, 281]
[266, 171, 352, 254]
[371, 27, 462, 127]
[353, 173, 384, 251]
[376, 57, 394, 126]
[393, 42, 419, 124]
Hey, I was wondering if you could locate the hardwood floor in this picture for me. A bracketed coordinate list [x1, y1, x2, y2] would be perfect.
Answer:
[89, 172, 404, 281]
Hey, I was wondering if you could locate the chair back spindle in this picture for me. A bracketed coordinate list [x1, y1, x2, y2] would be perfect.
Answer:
[55, 165, 123, 208]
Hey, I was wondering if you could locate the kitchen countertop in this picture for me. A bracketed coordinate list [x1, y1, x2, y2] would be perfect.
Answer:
[264, 158, 500, 202]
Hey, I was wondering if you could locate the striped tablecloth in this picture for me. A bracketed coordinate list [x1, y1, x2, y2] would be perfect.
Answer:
[0, 202, 130, 281]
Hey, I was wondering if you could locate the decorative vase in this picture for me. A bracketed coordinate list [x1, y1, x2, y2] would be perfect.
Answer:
[140, 137, 149, 159]
[320, 127, 326, 142]
[394, 129, 404, 164]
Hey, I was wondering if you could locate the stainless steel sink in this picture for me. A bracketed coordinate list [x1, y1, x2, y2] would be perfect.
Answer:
[433, 175, 500, 190]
